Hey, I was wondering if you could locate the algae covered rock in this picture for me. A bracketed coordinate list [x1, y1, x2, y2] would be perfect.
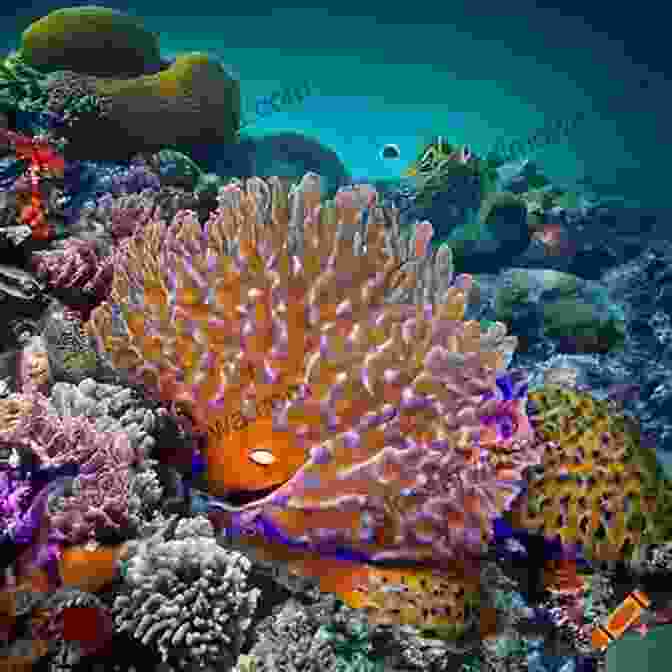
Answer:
[147, 149, 204, 190]
[493, 269, 625, 354]
[448, 192, 530, 274]
[20, 6, 163, 77]
[217, 131, 350, 197]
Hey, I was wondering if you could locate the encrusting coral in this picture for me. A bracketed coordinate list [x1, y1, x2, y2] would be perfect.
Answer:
[87, 172, 544, 571]
[509, 384, 672, 562]
[39, 302, 102, 382]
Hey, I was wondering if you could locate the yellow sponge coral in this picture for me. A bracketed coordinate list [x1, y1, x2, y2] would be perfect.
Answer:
[508, 384, 672, 562]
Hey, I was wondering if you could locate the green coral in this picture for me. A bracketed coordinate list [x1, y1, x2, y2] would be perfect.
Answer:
[460, 653, 483, 672]
[194, 172, 225, 200]
[541, 298, 626, 352]
[0, 51, 49, 114]
[446, 192, 529, 271]
[318, 621, 385, 672]
[414, 155, 498, 211]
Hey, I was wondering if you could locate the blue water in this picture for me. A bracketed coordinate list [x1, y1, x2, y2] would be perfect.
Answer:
[1, 0, 669, 206]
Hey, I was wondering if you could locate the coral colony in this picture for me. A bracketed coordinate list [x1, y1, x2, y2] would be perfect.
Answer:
[0, 6, 671, 672]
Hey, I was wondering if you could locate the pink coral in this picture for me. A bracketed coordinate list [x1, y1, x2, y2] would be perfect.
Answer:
[31, 239, 114, 305]
[0, 393, 139, 544]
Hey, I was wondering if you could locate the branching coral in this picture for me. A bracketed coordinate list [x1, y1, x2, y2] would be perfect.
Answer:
[32, 238, 114, 303]
[0, 51, 48, 113]
[49, 378, 159, 456]
[74, 187, 203, 255]
[0, 392, 140, 544]
[86, 172, 542, 566]
[509, 384, 672, 562]
[114, 516, 259, 669]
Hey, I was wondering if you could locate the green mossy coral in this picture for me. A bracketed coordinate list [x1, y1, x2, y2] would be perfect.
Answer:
[61, 53, 240, 161]
[541, 299, 626, 352]
[20, 6, 162, 77]
[509, 385, 672, 562]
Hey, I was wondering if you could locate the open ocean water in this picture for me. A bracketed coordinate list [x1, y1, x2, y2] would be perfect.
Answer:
[1, 0, 669, 206]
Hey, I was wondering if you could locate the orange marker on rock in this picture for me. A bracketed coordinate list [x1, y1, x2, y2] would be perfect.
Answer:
[591, 589, 651, 650]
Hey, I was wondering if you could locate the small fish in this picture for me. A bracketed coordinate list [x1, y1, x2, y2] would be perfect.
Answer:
[530, 222, 574, 256]
[403, 136, 471, 178]
[380, 143, 401, 160]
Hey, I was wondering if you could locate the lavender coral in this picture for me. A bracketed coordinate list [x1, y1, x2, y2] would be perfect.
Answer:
[86, 172, 543, 565]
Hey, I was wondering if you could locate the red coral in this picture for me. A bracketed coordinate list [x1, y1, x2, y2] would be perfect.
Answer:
[0, 128, 65, 241]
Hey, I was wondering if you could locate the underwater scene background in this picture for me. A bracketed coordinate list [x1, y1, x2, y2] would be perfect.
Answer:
[0, 1, 670, 671]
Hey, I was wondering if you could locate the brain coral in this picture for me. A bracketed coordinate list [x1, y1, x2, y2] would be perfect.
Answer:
[55, 53, 240, 161]
[87, 173, 544, 565]
[20, 6, 163, 77]
[508, 384, 672, 562]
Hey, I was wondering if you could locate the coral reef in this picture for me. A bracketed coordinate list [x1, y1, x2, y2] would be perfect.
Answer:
[75, 187, 205, 250]
[0, 6, 669, 668]
[16, 333, 51, 394]
[0, 52, 48, 116]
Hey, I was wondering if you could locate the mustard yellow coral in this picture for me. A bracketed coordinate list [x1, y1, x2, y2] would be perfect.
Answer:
[348, 565, 480, 636]
[508, 384, 672, 562]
